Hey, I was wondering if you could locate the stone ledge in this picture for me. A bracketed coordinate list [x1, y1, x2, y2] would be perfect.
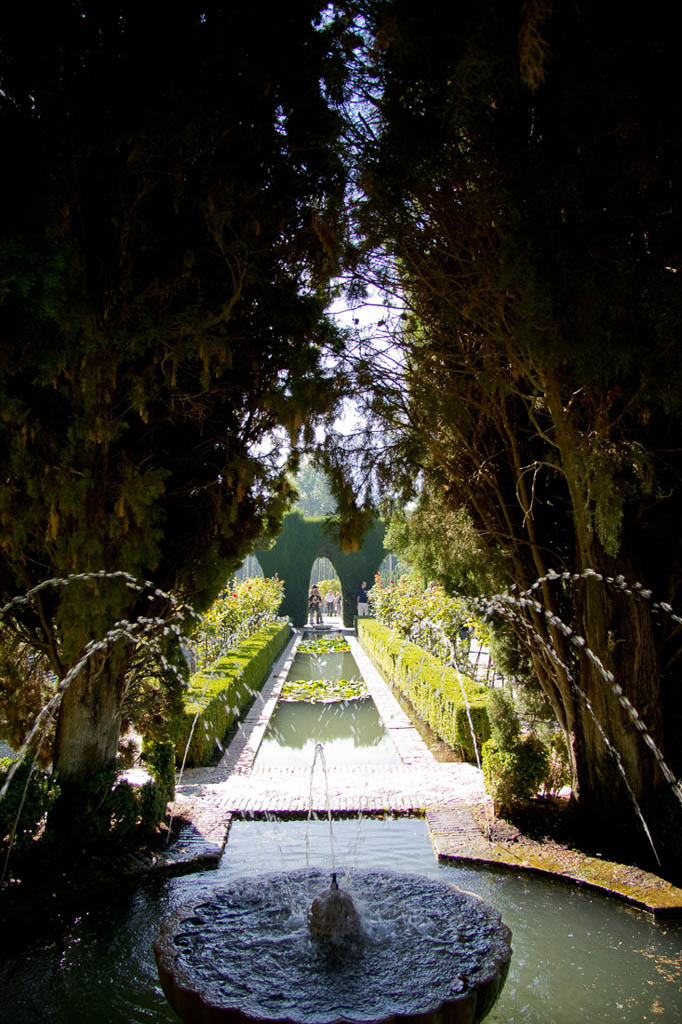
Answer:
[427, 806, 682, 919]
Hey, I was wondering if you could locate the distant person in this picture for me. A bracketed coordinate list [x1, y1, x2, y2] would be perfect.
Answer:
[334, 590, 342, 615]
[325, 588, 335, 616]
[309, 585, 323, 625]
[356, 581, 369, 617]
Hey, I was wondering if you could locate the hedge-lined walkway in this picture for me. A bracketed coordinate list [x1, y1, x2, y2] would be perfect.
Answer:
[159, 630, 487, 871]
[158, 630, 682, 917]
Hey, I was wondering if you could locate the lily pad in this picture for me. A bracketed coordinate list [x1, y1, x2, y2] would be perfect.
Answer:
[280, 677, 369, 702]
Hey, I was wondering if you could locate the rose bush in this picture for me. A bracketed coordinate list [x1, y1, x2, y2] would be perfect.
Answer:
[191, 575, 285, 670]
[368, 574, 488, 666]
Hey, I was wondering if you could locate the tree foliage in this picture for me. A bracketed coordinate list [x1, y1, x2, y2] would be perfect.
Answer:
[344, 0, 682, 873]
[292, 458, 338, 517]
[0, 2, 353, 835]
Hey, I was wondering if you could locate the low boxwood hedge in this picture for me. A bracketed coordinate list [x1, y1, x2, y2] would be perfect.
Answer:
[357, 619, 490, 762]
[171, 621, 291, 767]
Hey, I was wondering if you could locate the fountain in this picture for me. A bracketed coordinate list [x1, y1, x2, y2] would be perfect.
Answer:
[154, 867, 512, 1024]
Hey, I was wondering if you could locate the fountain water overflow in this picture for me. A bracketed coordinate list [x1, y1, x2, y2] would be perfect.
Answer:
[154, 867, 513, 1024]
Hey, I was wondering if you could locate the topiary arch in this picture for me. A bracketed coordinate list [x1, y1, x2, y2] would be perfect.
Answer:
[255, 512, 386, 627]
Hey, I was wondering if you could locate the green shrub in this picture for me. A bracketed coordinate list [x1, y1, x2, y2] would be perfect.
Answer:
[191, 576, 285, 670]
[357, 619, 490, 761]
[171, 621, 291, 767]
[543, 732, 571, 796]
[0, 756, 59, 853]
[141, 739, 176, 805]
[482, 734, 550, 811]
[481, 688, 551, 811]
[487, 688, 521, 748]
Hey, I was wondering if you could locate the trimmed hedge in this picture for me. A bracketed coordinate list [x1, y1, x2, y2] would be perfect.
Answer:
[357, 619, 490, 762]
[172, 621, 291, 767]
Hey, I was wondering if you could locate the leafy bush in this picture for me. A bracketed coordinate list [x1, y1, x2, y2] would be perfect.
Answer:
[315, 578, 341, 600]
[357, 619, 490, 762]
[482, 734, 550, 811]
[543, 732, 571, 796]
[141, 739, 176, 806]
[171, 621, 291, 767]
[0, 756, 59, 853]
[481, 689, 551, 811]
[368, 574, 487, 665]
[0, 635, 57, 766]
[487, 688, 521, 748]
[52, 738, 177, 844]
[190, 575, 285, 670]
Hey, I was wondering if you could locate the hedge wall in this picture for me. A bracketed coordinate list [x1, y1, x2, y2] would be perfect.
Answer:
[172, 621, 292, 768]
[357, 619, 490, 762]
[255, 511, 386, 627]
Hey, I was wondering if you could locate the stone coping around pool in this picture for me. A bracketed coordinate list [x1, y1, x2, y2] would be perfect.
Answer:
[427, 804, 682, 920]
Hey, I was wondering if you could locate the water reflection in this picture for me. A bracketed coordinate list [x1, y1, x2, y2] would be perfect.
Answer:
[287, 651, 361, 682]
[254, 698, 401, 766]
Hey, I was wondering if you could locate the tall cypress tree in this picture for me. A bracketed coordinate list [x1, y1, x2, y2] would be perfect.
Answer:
[0, 3, 352, 836]
[350, 0, 682, 872]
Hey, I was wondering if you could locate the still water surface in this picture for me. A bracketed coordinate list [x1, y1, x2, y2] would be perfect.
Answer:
[2, 817, 681, 1023]
[253, 697, 401, 767]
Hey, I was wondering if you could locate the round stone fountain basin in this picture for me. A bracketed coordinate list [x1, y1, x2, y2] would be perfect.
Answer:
[154, 868, 512, 1024]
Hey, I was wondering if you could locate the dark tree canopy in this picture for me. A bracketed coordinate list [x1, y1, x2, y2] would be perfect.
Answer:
[343, 0, 682, 874]
[0, 2, 353, 832]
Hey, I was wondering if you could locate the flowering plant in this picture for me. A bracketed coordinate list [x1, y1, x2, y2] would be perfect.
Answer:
[191, 575, 285, 670]
[368, 573, 488, 665]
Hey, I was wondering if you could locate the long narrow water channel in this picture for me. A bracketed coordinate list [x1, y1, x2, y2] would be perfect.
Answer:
[1, 634, 681, 1022]
[253, 646, 401, 768]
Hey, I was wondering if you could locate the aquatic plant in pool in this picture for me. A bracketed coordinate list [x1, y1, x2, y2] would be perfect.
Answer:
[280, 677, 369, 702]
[299, 635, 351, 654]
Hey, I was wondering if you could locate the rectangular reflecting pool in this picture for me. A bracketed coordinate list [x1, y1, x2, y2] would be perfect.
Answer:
[286, 649, 362, 682]
[253, 697, 402, 768]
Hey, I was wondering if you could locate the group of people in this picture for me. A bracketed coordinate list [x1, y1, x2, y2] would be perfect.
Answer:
[307, 580, 370, 625]
[307, 584, 342, 624]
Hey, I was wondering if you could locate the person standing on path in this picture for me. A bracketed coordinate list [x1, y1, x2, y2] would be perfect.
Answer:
[325, 588, 335, 616]
[309, 585, 323, 625]
[356, 581, 369, 617]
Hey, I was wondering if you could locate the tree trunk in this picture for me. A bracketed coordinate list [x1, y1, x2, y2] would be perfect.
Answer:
[568, 551, 678, 868]
[49, 646, 127, 842]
